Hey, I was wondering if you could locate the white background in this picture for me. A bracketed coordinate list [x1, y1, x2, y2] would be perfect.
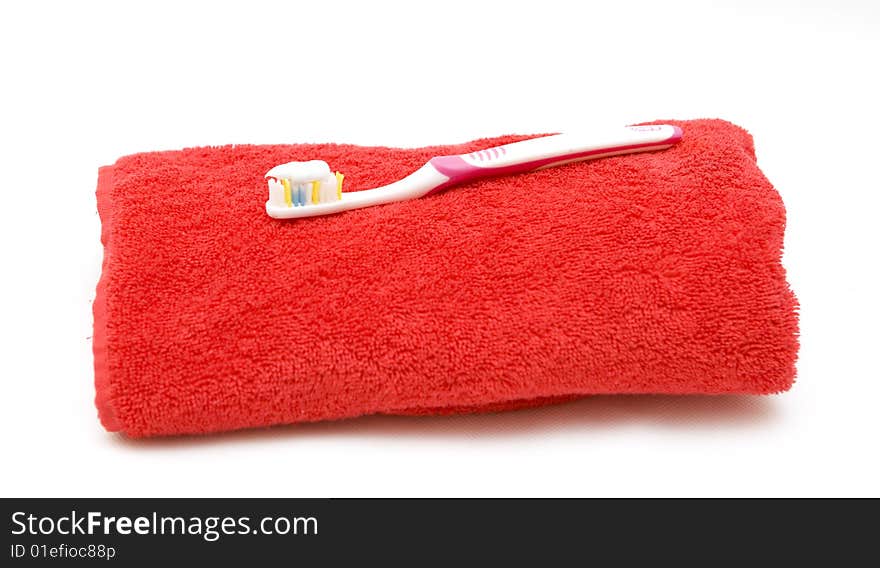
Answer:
[1, 0, 877, 497]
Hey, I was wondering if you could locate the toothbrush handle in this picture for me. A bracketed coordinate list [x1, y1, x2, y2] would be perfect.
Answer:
[425, 124, 682, 195]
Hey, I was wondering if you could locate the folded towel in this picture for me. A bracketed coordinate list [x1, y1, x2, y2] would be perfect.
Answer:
[93, 119, 798, 437]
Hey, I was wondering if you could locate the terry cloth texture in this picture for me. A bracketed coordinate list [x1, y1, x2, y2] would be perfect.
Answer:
[93, 119, 798, 438]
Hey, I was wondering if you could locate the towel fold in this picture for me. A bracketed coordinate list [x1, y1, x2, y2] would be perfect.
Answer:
[93, 119, 798, 437]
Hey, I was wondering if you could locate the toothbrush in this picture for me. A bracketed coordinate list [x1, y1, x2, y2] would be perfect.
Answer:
[265, 124, 682, 219]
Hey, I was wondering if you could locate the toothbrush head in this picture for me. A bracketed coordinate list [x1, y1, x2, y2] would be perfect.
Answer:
[265, 160, 344, 214]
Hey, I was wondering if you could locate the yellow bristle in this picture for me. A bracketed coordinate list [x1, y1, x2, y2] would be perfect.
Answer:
[281, 178, 292, 207]
[335, 172, 344, 200]
[311, 181, 319, 204]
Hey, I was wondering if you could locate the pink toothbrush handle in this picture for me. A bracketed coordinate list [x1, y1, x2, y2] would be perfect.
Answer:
[425, 125, 682, 196]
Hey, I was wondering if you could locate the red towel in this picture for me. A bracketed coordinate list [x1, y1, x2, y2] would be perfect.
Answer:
[93, 119, 798, 437]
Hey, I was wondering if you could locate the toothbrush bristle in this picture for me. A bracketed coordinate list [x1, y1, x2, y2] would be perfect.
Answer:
[267, 173, 344, 208]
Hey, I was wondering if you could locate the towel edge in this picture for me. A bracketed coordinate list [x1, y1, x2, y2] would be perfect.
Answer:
[94, 165, 121, 433]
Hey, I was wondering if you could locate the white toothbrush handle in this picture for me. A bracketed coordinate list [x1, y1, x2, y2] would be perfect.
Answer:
[424, 124, 682, 196]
